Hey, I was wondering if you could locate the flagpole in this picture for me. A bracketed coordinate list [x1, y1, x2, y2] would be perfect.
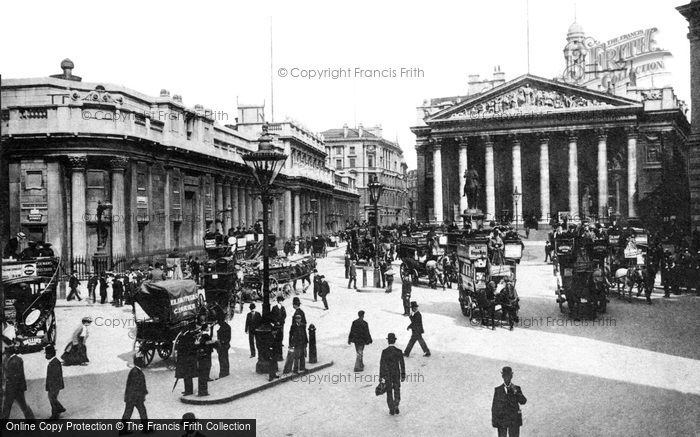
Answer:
[270, 16, 274, 123]
[526, 0, 531, 74]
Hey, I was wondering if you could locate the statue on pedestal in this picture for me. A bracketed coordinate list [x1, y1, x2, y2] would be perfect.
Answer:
[96, 201, 113, 250]
[463, 167, 481, 210]
[581, 186, 592, 219]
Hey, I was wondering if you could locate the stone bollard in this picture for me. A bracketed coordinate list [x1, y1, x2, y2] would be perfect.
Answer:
[362, 268, 368, 287]
[308, 324, 317, 364]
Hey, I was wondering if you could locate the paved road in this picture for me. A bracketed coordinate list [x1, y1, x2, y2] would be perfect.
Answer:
[7, 242, 700, 436]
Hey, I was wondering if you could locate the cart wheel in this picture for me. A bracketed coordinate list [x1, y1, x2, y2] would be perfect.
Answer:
[399, 263, 408, 282]
[143, 347, 155, 366]
[157, 343, 172, 360]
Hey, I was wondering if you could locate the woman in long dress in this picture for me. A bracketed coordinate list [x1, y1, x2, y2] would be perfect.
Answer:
[61, 317, 91, 366]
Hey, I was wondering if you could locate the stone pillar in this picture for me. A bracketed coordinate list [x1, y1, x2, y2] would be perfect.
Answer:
[109, 157, 128, 258]
[415, 146, 426, 222]
[230, 180, 238, 230]
[538, 133, 550, 223]
[284, 190, 293, 240]
[163, 166, 171, 250]
[567, 131, 579, 219]
[458, 139, 469, 214]
[68, 155, 88, 261]
[626, 127, 638, 217]
[293, 192, 301, 237]
[223, 177, 232, 233]
[596, 128, 609, 218]
[215, 179, 224, 233]
[432, 141, 443, 224]
[511, 135, 523, 224]
[246, 186, 254, 228]
[483, 135, 496, 220]
[238, 185, 246, 228]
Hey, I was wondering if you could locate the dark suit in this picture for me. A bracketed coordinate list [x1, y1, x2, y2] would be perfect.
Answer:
[379, 345, 406, 412]
[271, 304, 287, 360]
[491, 383, 527, 437]
[293, 308, 307, 325]
[245, 311, 262, 357]
[67, 275, 81, 301]
[288, 322, 308, 372]
[2, 354, 35, 419]
[348, 319, 372, 371]
[122, 366, 148, 423]
[313, 275, 322, 300]
[319, 280, 330, 309]
[404, 311, 430, 356]
[46, 357, 65, 417]
[217, 321, 231, 377]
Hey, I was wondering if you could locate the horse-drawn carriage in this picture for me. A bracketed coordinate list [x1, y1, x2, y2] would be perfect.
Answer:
[398, 232, 446, 287]
[236, 255, 316, 310]
[456, 236, 520, 329]
[607, 229, 649, 302]
[2, 256, 60, 353]
[133, 279, 202, 366]
[554, 234, 608, 318]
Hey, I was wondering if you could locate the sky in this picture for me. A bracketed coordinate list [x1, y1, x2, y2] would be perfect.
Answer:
[0, 0, 692, 170]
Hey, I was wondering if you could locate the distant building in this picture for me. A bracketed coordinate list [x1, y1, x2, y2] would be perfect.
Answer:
[412, 23, 691, 230]
[321, 124, 408, 225]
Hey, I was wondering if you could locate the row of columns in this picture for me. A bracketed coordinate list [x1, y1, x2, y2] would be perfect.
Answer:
[430, 127, 639, 223]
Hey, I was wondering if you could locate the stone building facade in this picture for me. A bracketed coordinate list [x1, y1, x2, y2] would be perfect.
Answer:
[0, 60, 359, 272]
[678, 0, 700, 230]
[412, 24, 691, 229]
[321, 124, 409, 225]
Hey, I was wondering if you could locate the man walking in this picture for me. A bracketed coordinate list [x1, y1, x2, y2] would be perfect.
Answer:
[401, 280, 412, 316]
[312, 269, 321, 302]
[216, 316, 230, 378]
[491, 366, 527, 437]
[87, 272, 98, 304]
[379, 333, 405, 415]
[245, 303, 261, 358]
[404, 301, 430, 357]
[348, 260, 357, 289]
[2, 346, 35, 419]
[348, 311, 372, 372]
[45, 345, 65, 420]
[121, 354, 148, 433]
[319, 275, 330, 310]
[67, 270, 82, 301]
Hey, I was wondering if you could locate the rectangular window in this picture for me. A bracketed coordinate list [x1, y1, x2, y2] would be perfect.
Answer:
[25, 171, 43, 189]
[349, 158, 356, 168]
[137, 172, 147, 192]
[349, 146, 355, 155]
[87, 171, 105, 189]
[335, 158, 343, 169]
[172, 177, 181, 206]
[368, 155, 374, 168]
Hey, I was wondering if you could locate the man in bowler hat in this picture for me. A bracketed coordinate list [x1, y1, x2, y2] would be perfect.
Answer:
[379, 333, 405, 415]
[491, 366, 527, 437]
[45, 345, 65, 419]
[403, 301, 430, 357]
[120, 354, 148, 433]
[245, 303, 262, 358]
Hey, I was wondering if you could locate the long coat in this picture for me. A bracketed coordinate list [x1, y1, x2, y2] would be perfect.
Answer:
[348, 319, 372, 346]
[319, 280, 330, 297]
[288, 323, 308, 348]
[46, 357, 64, 392]
[491, 383, 527, 428]
[271, 305, 287, 327]
[5, 354, 27, 393]
[379, 346, 405, 386]
[124, 367, 148, 403]
[175, 331, 198, 379]
[245, 311, 262, 333]
[292, 308, 307, 326]
[408, 311, 424, 334]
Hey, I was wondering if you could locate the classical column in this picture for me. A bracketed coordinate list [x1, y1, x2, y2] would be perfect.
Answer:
[483, 135, 496, 220]
[230, 180, 238, 230]
[432, 141, 443, 223]
[293, 192, 301, 238]
[109, 157, 128, 257]
[458, 138, 469, 214]
[222, 177, 231, 233]
[284, 190, 293, 240]
[596, 128, 609, 218]
[567, 131, 579, 219]
[215, 179, 224, 233]
[163, 165, 172, 250]
[511, 135, 523, 224]
[538, 133, 550, 223]
[627, 127, 638, 217]
[68, 155, 88, 261]
[246, 186, 254, 228]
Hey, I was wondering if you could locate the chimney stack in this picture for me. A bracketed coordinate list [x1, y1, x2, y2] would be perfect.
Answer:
[358, 123, 363, 138]
[343, 123, 349, 138]
[493, 65, 506, 85]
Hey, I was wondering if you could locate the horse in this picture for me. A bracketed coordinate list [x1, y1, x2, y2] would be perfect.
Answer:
[614, 266, 645, 302]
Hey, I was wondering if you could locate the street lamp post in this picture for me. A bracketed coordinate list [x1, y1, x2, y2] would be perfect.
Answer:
[513, 187, 521, 234]
[242, 123, 288, 318]
[368, 179, 384, 288]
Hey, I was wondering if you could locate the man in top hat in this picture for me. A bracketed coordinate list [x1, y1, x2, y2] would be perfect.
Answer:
[45, 345, 65, 420]
[4, 231, 26, 259]
[38, 242, 55, 257]
[379, 333, 405, 415]
[245, 303, 262, 358]
[20, 240, 40, 260]
[404, 301, 430, 357]
[216, 315, 231, 378]
[491, 366, 527, 437]
[291, 297, 306, 325]
[271, 296, 287, 361]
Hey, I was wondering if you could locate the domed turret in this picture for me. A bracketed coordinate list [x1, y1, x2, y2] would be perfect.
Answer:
[567, 21, 585, 40]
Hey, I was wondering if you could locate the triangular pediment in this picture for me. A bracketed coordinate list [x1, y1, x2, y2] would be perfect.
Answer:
[428, 74, 642, 122]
